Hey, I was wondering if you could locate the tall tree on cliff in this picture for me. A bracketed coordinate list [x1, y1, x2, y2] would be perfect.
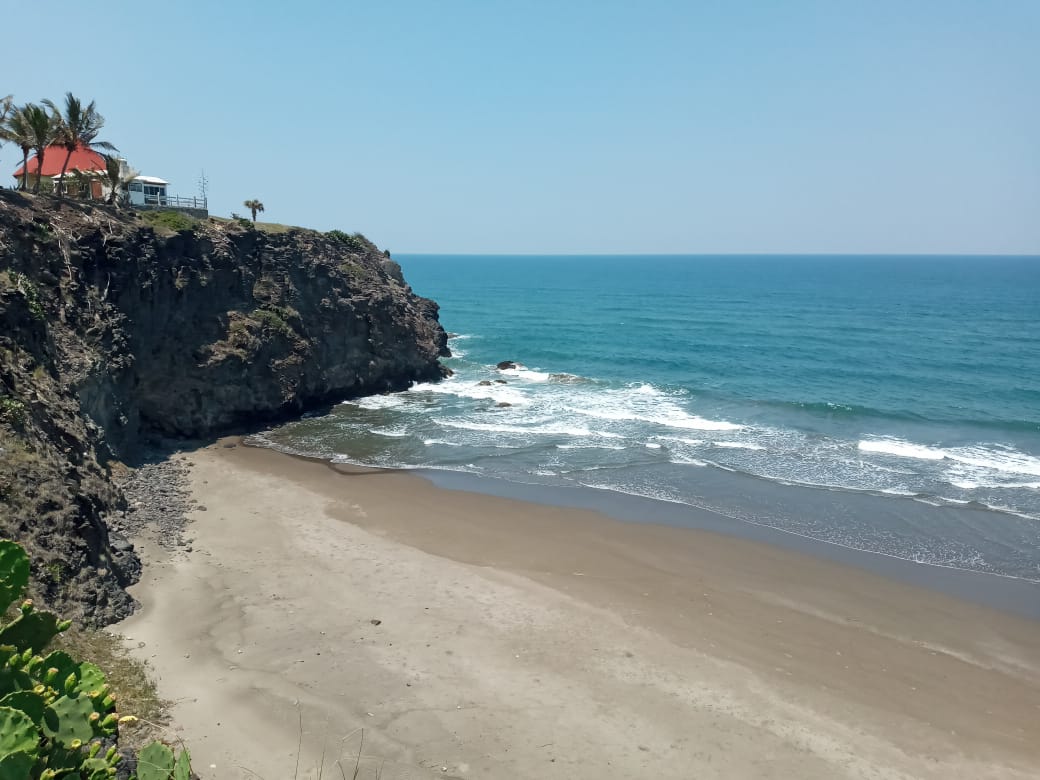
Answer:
[243, 199, 265, 223]
[16, 104, 58, 193]
[43, 92, 116, 197]
[0, 94, 11, 134]
[0, 95, 13, 170]
[0, 105, 38, 191]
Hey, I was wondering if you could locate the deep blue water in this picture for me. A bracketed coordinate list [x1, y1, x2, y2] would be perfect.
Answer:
[261, 255, 1040, 581]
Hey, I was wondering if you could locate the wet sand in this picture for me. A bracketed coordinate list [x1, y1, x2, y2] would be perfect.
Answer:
[118, 440, 1040, 779]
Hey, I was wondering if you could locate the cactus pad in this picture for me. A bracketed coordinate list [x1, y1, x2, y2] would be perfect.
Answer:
[0, 705, 37, 758]
[0, 542, 29, 612]
[135, 741, 175, 780]
[42, 694, 96, 745]
[0, 751, 35, 780]
[0, 690, 46, 725]
[173, 748, 192, 780]
[0, 609, 63, 654]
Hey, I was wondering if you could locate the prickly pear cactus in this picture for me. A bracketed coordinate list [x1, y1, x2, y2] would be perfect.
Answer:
[0, 600, 67, 653]
[0, 704, 37, 758]
[0, 539, 193, 780]
[0, 540, 29, 610]
[135, 742, 175, 780]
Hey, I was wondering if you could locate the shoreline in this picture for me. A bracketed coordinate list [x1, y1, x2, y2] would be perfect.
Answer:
[117, 439, 1040, 779]
[411, 465, 1040, 620]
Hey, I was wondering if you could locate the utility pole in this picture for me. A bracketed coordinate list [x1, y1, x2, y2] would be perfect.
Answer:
[197, 169, 209, 204]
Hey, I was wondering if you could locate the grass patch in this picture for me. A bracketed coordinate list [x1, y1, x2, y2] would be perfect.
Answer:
[253, 220, 297, 234]
[209, 216, 304, 234]
[54, 624, 169, 752]
[139, 209, 198, 233]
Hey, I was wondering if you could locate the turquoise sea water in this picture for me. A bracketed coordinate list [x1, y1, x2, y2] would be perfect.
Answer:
[261, 255, 1040, 582]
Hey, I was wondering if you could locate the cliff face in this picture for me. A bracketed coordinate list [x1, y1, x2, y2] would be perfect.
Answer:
[0, 191, 449, 624]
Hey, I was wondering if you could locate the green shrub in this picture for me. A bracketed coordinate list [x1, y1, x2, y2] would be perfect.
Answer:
[252, 307, 296, 338]
[326, 229, 368, 253]
[9, 272, 44, 320]
[138, 210, 197, 233]
[0, 539, 192, 779]
[0, 396, 26, 426]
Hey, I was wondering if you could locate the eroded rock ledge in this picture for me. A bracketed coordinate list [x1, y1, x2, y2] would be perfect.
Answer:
[0, 191, 449, 624]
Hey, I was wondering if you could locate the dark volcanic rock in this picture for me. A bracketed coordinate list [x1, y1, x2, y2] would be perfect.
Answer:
[496, 360, 518, 370]
[0, 192, 449, 624]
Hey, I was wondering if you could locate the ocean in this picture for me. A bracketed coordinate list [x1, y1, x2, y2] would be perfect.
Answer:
[258, 255, 1040, 585]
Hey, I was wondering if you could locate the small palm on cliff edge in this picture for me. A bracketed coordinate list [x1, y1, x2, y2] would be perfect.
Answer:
[243, 199, 265, 223]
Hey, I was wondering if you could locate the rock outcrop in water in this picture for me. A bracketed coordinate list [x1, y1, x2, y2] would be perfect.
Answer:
[0, 191, 449, 624]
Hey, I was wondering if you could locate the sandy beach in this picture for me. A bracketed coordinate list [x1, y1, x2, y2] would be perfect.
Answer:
[117, 440, 1040, 779]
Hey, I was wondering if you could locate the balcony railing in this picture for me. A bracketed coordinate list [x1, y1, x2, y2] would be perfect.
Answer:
[142, 194, 208, 209]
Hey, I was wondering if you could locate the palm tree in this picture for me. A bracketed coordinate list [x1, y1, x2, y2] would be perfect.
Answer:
[0, 104, 34, 191]
[102, 154, 138, 206]
[16, 104, 57, 194]
[43, 92, 116, 197]
[0, 94, 11, 135]
[243, 199, 265, 223]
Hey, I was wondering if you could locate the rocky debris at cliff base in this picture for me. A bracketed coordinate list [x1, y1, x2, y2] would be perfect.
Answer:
[111, 455, 197, 550]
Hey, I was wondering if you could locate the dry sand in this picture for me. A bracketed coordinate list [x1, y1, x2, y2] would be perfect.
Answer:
[117, 440, 1040, 779]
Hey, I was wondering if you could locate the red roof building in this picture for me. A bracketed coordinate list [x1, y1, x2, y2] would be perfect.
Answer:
[12, 144, 106, 178]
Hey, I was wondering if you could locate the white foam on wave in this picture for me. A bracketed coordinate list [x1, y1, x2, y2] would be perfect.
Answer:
[713, 441, 766, 451]
[567, 382, 742, 432]
[423, 438, 462, 447]
[861, 437, 1040, 489]
[858, 438, 945, 460]
[944, 445, 1040, 478]
[496, 364, 552, 382]
[645, 442, 662, 449]
[950, 478, 1040, 491]
[410, 378, 527, 406]
[556, 443, 627, 450]
[672, 455, 708, 466]
[369, 428, 409, 438]
[651, 412, 742, 431]
[438, 419, 596, 438]
[344, 394, 408, 411]
[653, 435, 705, 446]
[407, 379, 456, 394]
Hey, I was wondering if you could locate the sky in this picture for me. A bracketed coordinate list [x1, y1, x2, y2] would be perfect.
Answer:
[3, 1, 1038, 254]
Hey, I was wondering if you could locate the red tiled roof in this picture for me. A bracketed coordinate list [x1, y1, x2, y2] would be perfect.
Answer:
[12, 144, 106, 178]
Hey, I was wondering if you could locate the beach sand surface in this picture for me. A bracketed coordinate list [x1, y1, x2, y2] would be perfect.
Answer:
[117, 441, 1040, 779]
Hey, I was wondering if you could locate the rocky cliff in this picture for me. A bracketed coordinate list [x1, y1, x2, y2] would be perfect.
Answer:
[0, 191, 449, 624]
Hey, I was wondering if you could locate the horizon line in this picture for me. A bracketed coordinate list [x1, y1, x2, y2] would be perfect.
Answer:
[394, 251, 1040, 258]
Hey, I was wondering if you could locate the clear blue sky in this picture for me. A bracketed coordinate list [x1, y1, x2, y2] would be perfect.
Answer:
[5, 1, 1037, 254]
